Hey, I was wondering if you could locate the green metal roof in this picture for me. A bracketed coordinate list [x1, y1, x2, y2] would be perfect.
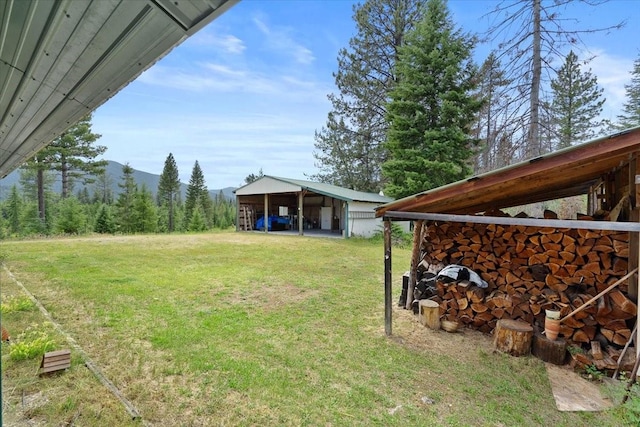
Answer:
[267, 176, 393, 203]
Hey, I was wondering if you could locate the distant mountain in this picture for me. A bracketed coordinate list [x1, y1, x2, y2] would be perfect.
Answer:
[0, 160, 236, 201]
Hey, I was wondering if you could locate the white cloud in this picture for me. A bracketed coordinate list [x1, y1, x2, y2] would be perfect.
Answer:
[189, 32, 246, 54]
[252, 15, 315, 65]
[137, 64, 279, 94]
[584, 49, 634, 120]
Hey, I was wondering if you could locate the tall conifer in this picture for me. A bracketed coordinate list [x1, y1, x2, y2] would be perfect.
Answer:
[383, 0, 481, 199]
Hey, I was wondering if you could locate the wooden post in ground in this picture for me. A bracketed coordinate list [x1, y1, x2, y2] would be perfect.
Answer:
[384, 219, 392, 336]
[406, 220, 424, 310]
[298, 191, 304, 235]
[263, 193, 269, 233]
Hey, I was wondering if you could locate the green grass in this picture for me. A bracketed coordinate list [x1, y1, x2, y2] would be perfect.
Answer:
[1, 231, 636, 426]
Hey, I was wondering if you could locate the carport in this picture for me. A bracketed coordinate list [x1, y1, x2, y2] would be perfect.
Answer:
[235, 176, 393, 238]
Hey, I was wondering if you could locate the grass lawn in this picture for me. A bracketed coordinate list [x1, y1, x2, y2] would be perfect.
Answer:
[1, 231, 637, 426]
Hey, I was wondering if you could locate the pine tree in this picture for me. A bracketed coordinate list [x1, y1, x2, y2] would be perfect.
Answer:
[188, 203, 207, 232]
[244, 168, 264, 185]
[5, 185, 23, 235]
[383, 0, 481, 199]
[55, 197, 87, 234]
[18, 167, 55, 232]
[157, 153, 181, 232]
[184, 161, 211, 229]
[549, 51, 606, 149]
[93, 171, 114, 205]
[116, 163, 137, 233]
[617, 54, 640, 129]
[312, 0, 424, 192]
[133, 184, 158, 233]
[94, 204, 116, 234]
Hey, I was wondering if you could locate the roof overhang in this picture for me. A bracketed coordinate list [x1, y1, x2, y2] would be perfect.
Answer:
[0, 0, 237, 178]
[376, 127, 640, 217]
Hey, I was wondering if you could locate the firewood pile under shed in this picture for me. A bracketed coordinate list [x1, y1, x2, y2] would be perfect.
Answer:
[414, 210, 635, 351]
[377, 128, 640, 372]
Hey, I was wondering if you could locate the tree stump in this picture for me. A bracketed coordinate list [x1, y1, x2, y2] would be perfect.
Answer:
[532, 332, 567, 365]
[419, 299, 441, 330]
[493, 319, 533, 356]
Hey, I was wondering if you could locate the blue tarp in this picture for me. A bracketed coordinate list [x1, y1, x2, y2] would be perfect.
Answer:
[256, 215, 290, 231]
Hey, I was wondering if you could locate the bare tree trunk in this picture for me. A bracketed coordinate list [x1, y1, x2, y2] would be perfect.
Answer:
[528, 0, 542, 158]
[61, 155, 69, 199]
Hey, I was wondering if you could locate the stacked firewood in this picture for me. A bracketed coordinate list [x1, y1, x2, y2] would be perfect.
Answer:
[420, 215, 636, 347]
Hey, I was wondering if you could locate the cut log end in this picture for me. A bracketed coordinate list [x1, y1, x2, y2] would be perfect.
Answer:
[493, 319, 533, 357]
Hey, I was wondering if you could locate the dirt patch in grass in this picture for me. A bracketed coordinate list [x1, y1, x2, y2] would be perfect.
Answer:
[226, 283, 320, 311]
[389, 305, 495, 359]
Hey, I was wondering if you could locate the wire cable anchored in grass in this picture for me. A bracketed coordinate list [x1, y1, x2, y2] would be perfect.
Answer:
[3, 265, 144, 422]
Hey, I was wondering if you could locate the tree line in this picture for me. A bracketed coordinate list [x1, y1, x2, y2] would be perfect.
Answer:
[0, 119, 235, 238]
[313, 0, 639, 199]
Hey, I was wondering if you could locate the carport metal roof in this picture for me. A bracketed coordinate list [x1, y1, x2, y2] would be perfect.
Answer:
[235, 175, 393, 204]
[376, 127, 640, 217]
[0, 0, 237, 178]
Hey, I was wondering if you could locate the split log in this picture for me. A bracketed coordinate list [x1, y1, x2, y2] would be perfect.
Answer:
[493, 319, 533, 357]
[419, 217, 636, 349]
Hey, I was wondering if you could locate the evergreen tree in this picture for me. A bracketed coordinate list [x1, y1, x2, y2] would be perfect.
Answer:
[312, 0, 424, 192]
[94, 203, 116, 234]
[93, 171, 114, 205]
[184, 161, 211, 229]
[244, 168, 264, 185]
[187, 203, 207, 232]
[19, 167, 56, 232]
[77, 187, 91, 204]
[21, 202, 48, 235]
[212, 190, 235, 229]
[55, 197, 87, 234]
[383, 0, 481, 199]
[116, 163, 137, 233]
[31, 114, 106, 198]
[5, 185, 23, 235]
[617, 54, 640, 129]
[157, 153, 181, 232]
[133, 184, 158, 233]
[549, 51, 606, 149]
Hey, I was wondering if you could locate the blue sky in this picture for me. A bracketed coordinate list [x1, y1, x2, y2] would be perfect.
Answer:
[92, 0, 640, 190]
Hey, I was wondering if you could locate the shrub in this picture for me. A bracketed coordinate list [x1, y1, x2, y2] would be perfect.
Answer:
[9, 323, 57, 361]
[0, 295, 35, 313]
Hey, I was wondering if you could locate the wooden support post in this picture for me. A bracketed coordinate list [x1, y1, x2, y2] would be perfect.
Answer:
[263, 193, 269, 233]
[637, 230, 640, 358]
[406, 220, 424, 310]
[384, 220, 392, 336]
[298, 191, 304, 235]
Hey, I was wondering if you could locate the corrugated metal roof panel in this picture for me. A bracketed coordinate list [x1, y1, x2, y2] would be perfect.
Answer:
[376, 127, 640, 217]
[269, 176, 393, 203]
[0, 0, 237, 178]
